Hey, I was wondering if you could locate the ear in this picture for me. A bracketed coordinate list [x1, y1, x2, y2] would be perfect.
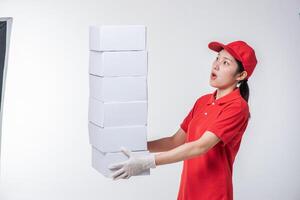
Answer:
[236, 71, 248, 81]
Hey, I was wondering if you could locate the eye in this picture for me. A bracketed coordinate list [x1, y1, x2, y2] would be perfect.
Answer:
[223, 61, 229, 65]
[215, 56, 219, 61]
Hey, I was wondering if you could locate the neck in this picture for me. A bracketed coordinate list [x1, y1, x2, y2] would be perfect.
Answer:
[215, 85, 238, 100]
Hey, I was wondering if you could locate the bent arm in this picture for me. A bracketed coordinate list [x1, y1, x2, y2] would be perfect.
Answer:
[147, 128, 186, 153]
[154, 131, 221, 166]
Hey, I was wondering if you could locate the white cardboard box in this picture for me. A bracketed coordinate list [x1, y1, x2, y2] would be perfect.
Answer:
[89, 25, 146, 51]
[89, 51, 148, 77]
[88, 98, 148, 127]
[89, 75, 147, 102]
[88, 122, 147, 152]
[92, 146, 150, 177]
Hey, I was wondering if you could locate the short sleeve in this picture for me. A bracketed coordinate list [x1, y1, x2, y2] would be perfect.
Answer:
[206, 104, 249, 146]
[180, 99, 199, 133]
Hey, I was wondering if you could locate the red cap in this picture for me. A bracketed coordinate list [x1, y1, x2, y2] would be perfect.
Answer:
[208, 40, 257, 79]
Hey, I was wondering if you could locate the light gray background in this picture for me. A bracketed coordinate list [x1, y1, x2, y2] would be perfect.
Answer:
[0, 0, 299, 199]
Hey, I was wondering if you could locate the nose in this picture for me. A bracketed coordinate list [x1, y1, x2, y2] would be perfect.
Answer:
[213, 61, 219, 70]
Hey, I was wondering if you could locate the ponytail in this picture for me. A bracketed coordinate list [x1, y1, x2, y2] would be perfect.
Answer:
[239, 79, 249, 102]
[235, 59, 250, 103]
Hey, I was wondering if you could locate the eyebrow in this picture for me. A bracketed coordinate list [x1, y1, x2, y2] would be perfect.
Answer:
[217, 53, 233, 62]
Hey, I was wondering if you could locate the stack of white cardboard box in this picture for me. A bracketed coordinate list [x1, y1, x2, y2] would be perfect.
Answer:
[88, 25, 150, 178]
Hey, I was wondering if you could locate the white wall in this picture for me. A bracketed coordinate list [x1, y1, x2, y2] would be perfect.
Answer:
[0, 0, 299, 199]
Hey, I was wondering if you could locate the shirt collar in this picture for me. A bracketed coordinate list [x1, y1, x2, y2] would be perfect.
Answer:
[206, 87, 241, 105]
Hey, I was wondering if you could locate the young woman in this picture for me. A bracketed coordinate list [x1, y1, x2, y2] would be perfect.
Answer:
[109, 40, 258, 200]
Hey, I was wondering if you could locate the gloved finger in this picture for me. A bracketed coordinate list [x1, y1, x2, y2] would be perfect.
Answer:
[111, 168, 125, 180]
[115, 172, 129, 180]
[120, 146, 132, 158]
[114, 172, 126, 180]
[124, 174, 131, 179]
[113, 170, 127, 181]
[108, 161, 126, 170]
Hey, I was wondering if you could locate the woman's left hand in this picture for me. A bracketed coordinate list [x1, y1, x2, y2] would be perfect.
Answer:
[108, 147, 156, 180]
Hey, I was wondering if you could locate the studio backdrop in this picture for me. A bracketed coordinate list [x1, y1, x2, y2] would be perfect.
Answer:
[0, 1, 299, 200]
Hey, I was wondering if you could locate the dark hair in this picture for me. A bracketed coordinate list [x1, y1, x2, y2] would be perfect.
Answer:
[235, 59, 249, 103]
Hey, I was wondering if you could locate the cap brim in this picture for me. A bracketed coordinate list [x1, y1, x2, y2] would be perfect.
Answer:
[208, 41, 242, 62]
[208, 41, 225, 52]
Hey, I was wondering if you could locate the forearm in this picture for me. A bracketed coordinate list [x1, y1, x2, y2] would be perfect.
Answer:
[154, 141, 206, 166]
[147, 137, 177, 153]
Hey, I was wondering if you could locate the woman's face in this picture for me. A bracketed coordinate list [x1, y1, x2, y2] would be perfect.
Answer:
[209, 49, 244, 89]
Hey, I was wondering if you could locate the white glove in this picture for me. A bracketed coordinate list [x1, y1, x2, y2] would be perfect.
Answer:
[108, 147, 156, 180]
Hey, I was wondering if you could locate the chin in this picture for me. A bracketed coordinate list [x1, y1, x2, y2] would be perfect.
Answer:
[209, 80, 218, 88]
[209, 79, 228, 89]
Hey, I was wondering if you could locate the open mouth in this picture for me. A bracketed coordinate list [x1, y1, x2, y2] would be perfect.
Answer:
[210, 72, 217, 80]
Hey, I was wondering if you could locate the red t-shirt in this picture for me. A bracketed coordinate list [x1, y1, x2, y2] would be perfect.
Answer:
[177, 87, 250, 200]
